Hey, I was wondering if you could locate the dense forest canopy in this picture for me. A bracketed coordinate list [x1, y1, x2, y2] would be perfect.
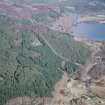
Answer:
[0, 0, 92, 103]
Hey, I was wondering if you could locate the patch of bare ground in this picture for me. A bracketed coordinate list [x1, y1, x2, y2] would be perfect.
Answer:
[52, 72, 69, 101]
[50, 13, 78, 33]
[76, 43, 105, 98]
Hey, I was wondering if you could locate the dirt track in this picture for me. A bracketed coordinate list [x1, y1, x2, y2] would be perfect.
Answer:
[52, 72, 69, 101]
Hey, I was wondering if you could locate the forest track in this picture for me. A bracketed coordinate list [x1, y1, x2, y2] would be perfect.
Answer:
[52, 72, 69, 101]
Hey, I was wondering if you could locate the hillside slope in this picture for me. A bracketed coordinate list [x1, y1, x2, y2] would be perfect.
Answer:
[0, 13, 91, 105]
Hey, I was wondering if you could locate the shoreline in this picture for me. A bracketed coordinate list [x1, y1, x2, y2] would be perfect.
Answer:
[73, 36, 102, 49]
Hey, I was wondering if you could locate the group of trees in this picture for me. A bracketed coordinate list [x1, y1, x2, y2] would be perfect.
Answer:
[0, 14, 91, 105]
[0, 27, 62, 105]
[42, 29, 91, 73]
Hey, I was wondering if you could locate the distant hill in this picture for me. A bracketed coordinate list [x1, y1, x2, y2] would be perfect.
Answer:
[8, 0, 59, 4]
